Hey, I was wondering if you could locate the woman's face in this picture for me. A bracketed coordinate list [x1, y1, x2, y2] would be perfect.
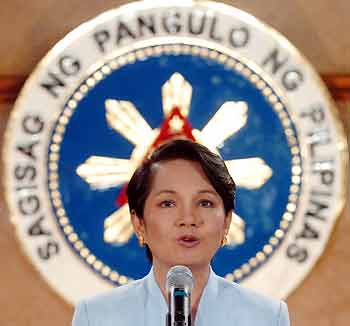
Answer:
[132, 159, 232, 271]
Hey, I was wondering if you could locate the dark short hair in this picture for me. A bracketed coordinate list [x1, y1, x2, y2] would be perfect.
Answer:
[126, 139, 236, 262]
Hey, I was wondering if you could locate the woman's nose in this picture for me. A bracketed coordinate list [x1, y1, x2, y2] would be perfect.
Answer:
[176, 206, 203, 227]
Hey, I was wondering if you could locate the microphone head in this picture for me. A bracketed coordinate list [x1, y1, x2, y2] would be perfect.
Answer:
[166, 265, 194, 293]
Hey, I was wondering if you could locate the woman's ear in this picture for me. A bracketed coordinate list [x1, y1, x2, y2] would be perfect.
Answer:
[224, 210, 233, 235]
[130, 210, 146, 239]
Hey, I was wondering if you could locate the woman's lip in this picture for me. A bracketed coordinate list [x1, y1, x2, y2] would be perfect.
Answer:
[177, 238, 201, 248]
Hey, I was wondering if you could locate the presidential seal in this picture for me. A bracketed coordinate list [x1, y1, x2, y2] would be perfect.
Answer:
[3, 0, 348, 304]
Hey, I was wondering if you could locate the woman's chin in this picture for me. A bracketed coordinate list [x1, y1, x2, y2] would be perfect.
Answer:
[165, 257, 210, 270]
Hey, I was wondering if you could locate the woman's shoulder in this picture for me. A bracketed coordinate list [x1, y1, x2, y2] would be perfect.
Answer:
[213, 274, 289, 324]
[215, 274, 280, 306]
[84, 277, 145, 309]
[72, 277, 147, 326]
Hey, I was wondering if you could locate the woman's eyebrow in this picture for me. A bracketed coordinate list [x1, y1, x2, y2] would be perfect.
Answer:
[198, 190, 218, 195]
[153, 189, 218, 196]
[154, 190, 176, 196]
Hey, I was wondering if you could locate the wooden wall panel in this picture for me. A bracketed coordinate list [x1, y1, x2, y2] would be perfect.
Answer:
[1, 0, 350, 74]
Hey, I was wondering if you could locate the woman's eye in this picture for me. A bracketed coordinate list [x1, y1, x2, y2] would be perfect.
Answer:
[199, 199, 213, 208]
[159, 200, 175, 208]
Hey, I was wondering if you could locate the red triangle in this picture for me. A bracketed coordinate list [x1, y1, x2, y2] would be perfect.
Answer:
[116, 106, 196, 207]
[149, 106, 195, 153]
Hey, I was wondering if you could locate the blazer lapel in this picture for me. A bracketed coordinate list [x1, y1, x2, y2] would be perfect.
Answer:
[144, 268, 168, 326]
[141, 267, 238, 326]
[194, 267, 237, 326]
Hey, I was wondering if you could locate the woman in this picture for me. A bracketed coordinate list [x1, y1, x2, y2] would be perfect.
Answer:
[72, 139, 290, 326]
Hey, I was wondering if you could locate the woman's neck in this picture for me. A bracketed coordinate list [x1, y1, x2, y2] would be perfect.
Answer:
[152, 262, 210, 322]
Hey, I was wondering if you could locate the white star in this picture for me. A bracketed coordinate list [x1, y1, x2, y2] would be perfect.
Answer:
[169, 115, 184, 133]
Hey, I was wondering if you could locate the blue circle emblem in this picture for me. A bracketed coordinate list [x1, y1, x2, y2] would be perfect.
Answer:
[49, 44, 301, 284]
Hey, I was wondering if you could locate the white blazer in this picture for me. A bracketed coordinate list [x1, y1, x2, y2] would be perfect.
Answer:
[72, 267, 290, 326]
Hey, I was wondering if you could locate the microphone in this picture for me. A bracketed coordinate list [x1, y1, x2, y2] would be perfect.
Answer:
[166, 265, 194, 326]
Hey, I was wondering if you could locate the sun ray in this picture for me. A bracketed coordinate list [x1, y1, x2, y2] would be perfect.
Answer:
[162, 73, 192, 117]
[198, 101, 248, 151]
[76, 156, 136, 189]
[104, 204, 134, 244]
[105, 99, 154, 147]
[225, 157, 273, 189]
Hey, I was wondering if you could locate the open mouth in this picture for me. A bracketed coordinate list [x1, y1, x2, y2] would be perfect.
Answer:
[177, 235, 200, 248]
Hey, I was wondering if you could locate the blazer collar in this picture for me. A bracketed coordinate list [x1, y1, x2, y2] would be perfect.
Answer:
[144, 267, 168, 326]
[194, 266, 220, 325]
[144, 266, 221, 326]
